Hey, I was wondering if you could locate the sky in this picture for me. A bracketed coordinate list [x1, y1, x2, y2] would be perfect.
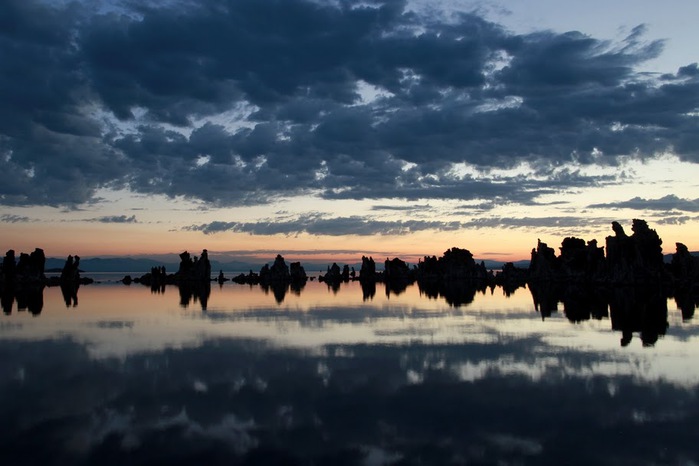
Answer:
[1, 0, 698, 264]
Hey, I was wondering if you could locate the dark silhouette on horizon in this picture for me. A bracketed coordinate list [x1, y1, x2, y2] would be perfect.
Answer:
[3, 218, 697, 325]
[529, 219, 668, 285]
[1, 249, 87, 314]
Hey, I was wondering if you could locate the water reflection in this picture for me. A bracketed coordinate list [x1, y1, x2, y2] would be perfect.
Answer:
[60, 282, 79, 307]
[178, 281, 211, 310]
[1, 335, 698, 466]
[528, 283, 673, 347]
[2, 279, 696, 350]
[610, 287, 668, 348]
[260, 281, 290, 304]
[418, 279, 482, 307]
[2, 285, 45, 315]
[360, 280, 375, 301]
[2, 280, 699, 464]
[673, 286, 699, 321]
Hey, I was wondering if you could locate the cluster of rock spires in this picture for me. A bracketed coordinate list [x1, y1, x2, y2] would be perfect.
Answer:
[233, 254, 308, 285]
[3, 219, 698, 316]
[311, 249, 524, 305]
[123, 249, 211, 286]
[526, 219, 699, 344]
[0, 249, 94, 314]
[527, 219, 698, 297]
[0, 249, 93, 288]
[529, 219, 668, 284]
[2, 218, 695, 346]
[1, 248, 46, 286]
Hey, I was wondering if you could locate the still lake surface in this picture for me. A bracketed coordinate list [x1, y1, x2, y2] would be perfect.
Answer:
[1, 276, 698, 465]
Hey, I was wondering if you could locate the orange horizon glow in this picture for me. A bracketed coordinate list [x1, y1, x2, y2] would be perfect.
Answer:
[4, 219, 698, 265]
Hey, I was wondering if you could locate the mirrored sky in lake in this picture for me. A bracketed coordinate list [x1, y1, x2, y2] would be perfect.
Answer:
[1, 281, 698, 465]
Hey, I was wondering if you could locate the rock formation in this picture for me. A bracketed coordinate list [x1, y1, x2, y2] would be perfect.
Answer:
[530, 219, 671, 285]
[1, 250, 17, 285]
[605, 219, 666, 284]
[232, 270, 260, 284]
[319, 262, 343, 284]
[528, 240, 557, 281]
[384, 257, 413, 283]
[417, 247, 488, 281]
[494, 262, 528, 295]
[670, 242, 699, 286]
[176, 250, 211, 282]
[289, 262, 307, 283]
[60, 255, 81, 282]
[359, 256, 376, 281]
[259, 254, 289, 283]
[229, 255, 308, 302]
[670, 242, 699, 320]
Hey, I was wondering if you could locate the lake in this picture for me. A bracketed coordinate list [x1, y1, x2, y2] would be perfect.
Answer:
[1, 278, 698, 465]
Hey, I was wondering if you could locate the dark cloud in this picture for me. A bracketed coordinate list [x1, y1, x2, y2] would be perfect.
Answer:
[656, 215, 697, 226]
[588, 195, 699, 212]
[370, 203, 432, 211]
[185, 213, 463, 236]
[186, 211, 621, 237]
[88, 214, 138, 223]
[0, 0, 128, 206]
[1, 0, 698, 208]
[0, 214, 31, 223]
[462, 216, 616, 231]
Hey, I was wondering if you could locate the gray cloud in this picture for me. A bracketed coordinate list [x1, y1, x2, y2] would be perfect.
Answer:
[0, 214, 31, 223]
[88, 215, 138, 223]
[588, 195, 699, 213]
[656, 216, 697, 226]
[370, 203, 432, 212]
[1, 0, 698, 208]
[185, 212, 623, 237]
[185, 213, 463, 236]
[462, 216, 617, 230]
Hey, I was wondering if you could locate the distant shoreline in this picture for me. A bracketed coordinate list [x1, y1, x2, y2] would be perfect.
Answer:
[40, 256, 532, 275]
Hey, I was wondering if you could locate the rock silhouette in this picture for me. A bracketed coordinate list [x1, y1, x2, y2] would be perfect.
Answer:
[414, 247, 493, 306]
[384, 257, 413, 283]
[60, 255, 80, 282]
[417, 247, 488, 281]
[1, 248, 47, 286]
[606, 219, 665, 284]
[670, 242, 699, 321]
[3, 216, 697, 313]
[260, 254, 290, 283]
[494, 262, 528, 295]
[319, 262, 344, 284]
[229, 255, 308, 302]
[671, 242, 699, 286]
[232, 270, 260, 284]
[289, 262, 307, 283]
[529, 219, 675, 286]
[177, 249, 211, 282]
[1, 250, 17, 286]
[0, 249, 50, 314]
[359, 256, 376, 281]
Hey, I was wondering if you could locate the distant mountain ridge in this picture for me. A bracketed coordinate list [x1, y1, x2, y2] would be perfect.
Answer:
[43, 252, 697, 274]
[45, 257, 261, 273]
[44, 256, 534, 274]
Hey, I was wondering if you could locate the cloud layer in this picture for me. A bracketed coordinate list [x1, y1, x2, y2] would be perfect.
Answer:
[1, 0, 698, 208]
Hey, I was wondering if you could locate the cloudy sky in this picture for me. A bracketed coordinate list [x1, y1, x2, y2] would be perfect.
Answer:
[1, 0, 698, 263]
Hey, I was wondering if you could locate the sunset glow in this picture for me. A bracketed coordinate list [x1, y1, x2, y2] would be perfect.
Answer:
[1, 0, 698, 265]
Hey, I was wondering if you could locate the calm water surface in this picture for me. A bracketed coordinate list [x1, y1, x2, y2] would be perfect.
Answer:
[1, 279, 698, 465]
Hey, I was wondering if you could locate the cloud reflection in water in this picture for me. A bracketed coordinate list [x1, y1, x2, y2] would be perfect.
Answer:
[0, 282, 698, 464]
